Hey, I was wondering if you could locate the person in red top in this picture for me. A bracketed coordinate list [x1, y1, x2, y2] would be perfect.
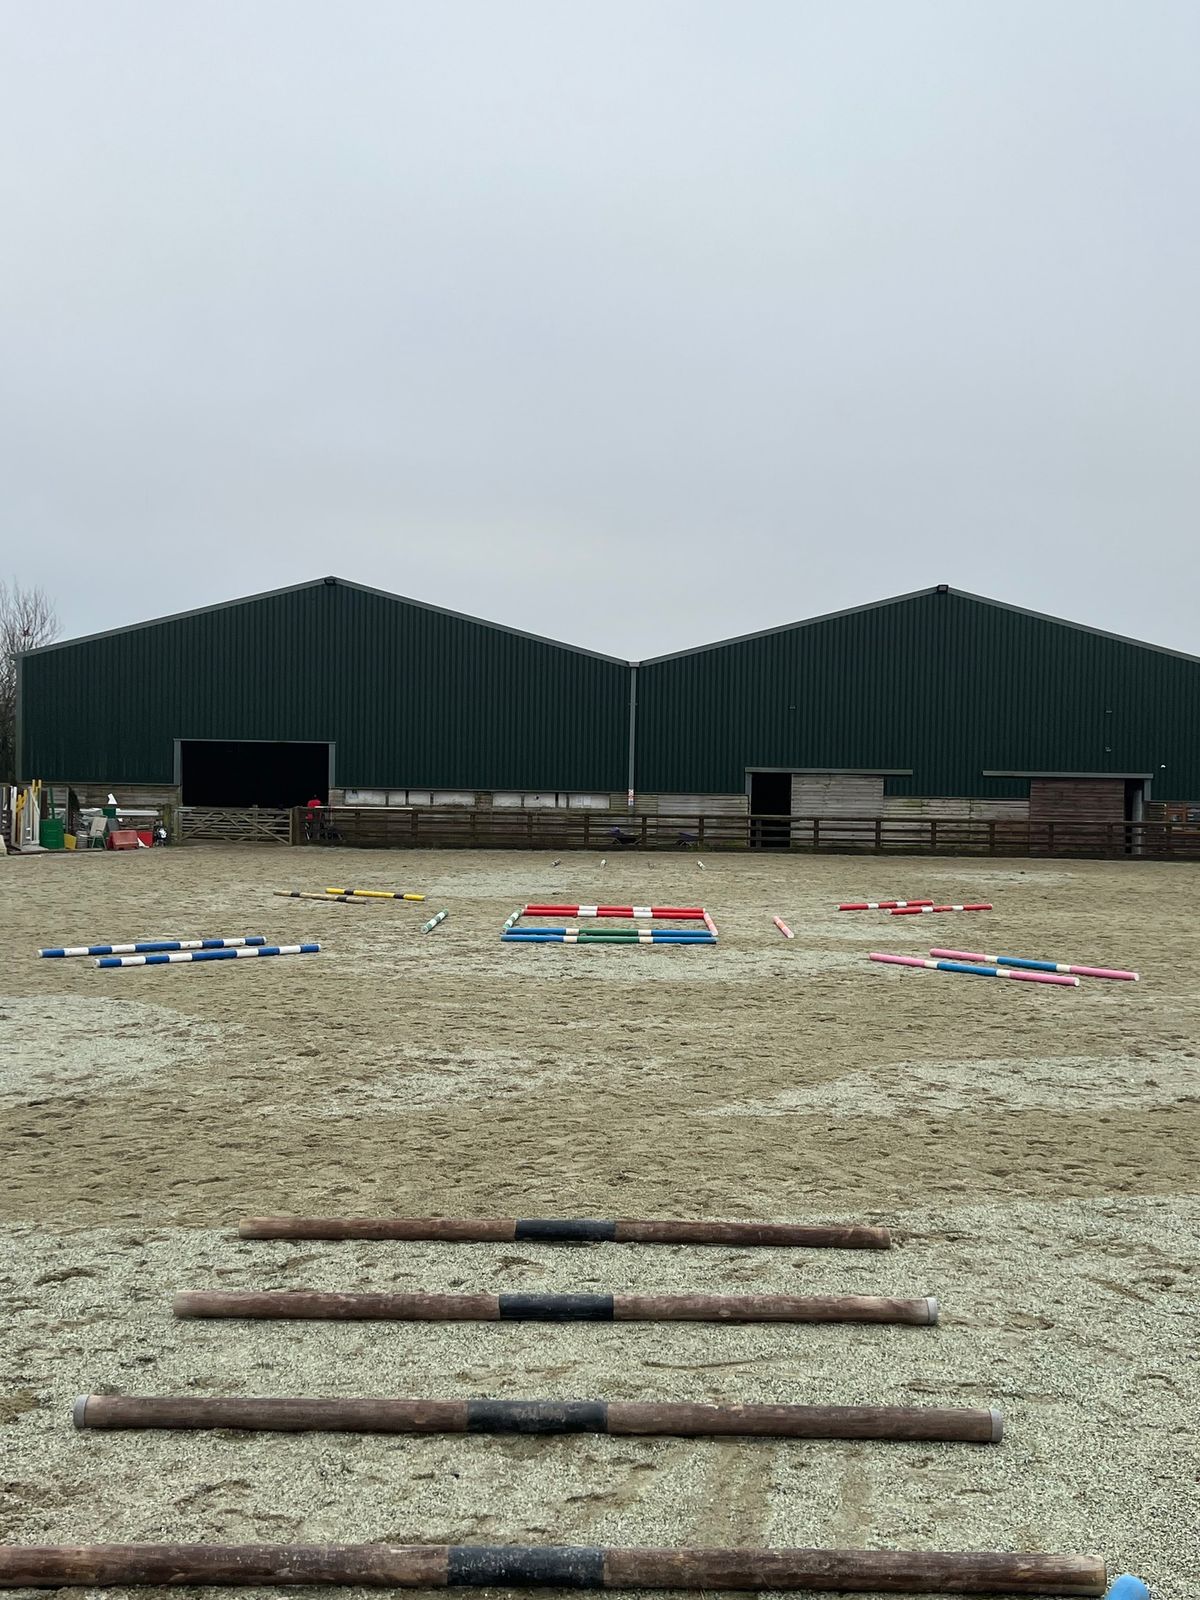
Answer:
[304, 794, 323, 841]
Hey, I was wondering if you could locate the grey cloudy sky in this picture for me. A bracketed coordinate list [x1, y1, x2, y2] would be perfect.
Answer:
[2, 1, 1197, 658]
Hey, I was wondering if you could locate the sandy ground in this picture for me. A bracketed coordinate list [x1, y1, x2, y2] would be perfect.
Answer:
[1, 845, 1198, 1599]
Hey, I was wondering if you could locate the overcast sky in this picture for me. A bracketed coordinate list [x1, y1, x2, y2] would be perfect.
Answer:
[2, 2, 1197, 658]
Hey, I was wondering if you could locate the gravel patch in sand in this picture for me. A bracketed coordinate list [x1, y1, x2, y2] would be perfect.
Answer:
[699, 1050, 1200, 1117]
[0, 996, 231, 1105]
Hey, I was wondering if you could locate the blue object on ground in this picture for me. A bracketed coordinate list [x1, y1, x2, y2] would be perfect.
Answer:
[1104, 1576, 1150, 1600]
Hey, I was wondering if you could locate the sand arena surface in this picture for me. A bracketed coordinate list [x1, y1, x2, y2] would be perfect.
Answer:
[1, 845, 1198, 1598]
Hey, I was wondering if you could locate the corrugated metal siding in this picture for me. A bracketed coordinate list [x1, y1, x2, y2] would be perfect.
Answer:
[636, 591, 1200, 803]
[20, 581, 628, 791]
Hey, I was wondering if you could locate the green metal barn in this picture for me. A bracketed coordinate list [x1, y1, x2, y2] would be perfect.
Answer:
[17, 578, 629, 810]
[633, 585, 1200, 829]
[17, 577, 1200, 830]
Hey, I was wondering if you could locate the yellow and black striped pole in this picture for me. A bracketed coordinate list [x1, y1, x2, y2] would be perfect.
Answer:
[324, 888, 425, 901]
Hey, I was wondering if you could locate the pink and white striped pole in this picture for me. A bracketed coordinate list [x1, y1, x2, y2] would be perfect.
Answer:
[869, 953, 1078, 987]
[930, 948, 1138, 982]
[773, 916, 794, 939]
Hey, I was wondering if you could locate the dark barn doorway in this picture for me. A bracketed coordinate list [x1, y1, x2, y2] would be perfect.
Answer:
[180, 740, 331, 807]
[749, 770, 792, 849]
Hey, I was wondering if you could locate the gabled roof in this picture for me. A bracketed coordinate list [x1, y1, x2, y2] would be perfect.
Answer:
[637, 585, 1200, 668]
[23, 578, 1200, 671]
[21, 575, 628, 666]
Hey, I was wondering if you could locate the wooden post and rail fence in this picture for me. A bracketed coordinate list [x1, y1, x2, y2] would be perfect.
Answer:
[268, 804, 1200, 860]
[153, 801, 1200, 858]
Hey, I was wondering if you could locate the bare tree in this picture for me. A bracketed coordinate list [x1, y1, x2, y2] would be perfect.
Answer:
[0, 579, 59, 779]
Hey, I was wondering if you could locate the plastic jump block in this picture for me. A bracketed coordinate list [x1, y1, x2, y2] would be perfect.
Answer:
[869, 953, 1078, 987]
[96, 944, 320, 969]
[40, 937, 268, 958]
[930, 949, 1139, 981]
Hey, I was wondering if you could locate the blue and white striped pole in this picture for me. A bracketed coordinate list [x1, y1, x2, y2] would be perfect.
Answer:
[870, 953, 1079, 987]
[41, 937, 268, 958]
[96, 944, 319, 969]
[930, 947, 1138, 982]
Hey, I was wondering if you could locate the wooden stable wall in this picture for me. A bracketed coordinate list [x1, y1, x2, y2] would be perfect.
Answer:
[636, 793, 749, 816]
[881, 795, 1030, 823]
[58, 783, 180, 811]
[1029, 778, 1128, 822]
[787, 775, 886, 843]
[790, 774, 885, 816]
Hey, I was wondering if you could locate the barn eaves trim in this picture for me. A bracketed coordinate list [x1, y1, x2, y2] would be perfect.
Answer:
[982, 770, 1156, 779]
[745, 766, 914, 776]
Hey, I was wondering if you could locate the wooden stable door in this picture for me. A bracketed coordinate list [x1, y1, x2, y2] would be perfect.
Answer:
[1028, 777, 1137, 854]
